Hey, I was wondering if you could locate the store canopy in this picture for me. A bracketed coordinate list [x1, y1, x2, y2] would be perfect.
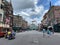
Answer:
[48, 26, 53, 28]
[12, 27, 22, 30]
[0, 24, 10, 28]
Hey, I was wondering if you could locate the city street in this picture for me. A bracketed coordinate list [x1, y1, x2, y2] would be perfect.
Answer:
[0, 31, 60, 45]
[0, 0, 60, 45]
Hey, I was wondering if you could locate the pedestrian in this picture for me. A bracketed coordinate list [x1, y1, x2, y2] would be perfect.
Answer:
[52, 29, 54, 34]
[8, 31, 11, 35]
[12, 30, 16, 36]
[42, 29, 46, 38]
[51, 27, 54, 34]
[47, 28, 51, 37]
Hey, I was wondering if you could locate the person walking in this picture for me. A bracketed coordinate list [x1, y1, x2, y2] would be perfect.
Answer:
[12, 30, 16, 36]
[47, 28, 51, 37]
[42, 29, 46, 38]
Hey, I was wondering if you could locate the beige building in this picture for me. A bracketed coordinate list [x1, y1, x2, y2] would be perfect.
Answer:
[0, 0, 4, 23]
[13, 15, 28, 30]
[2, 0, 13, 27]
[53, 6, 60, 24]
[41, 6, 60, 29]
[0, 0, 13, 32]
[22, 20, 28, 29]
[38, 24, 41, 31]
[47, 6, 60, 26]
[0, 0, 13, 27]
[13, 15, 23, 27]
[41, 13, 48, 27]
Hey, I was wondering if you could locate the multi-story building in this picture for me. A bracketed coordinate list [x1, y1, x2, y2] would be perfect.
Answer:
[0, 0, 4, 24]
[2, 0, 13, 27]
[0, 0, 14, 37]
[41, 6, 60, 32]
[46, 6, 60, 26]
[22, 20, 28, 30]
[40, 13, 48, 30]
[13, 15, 28, 31]
[13, 15, 23, 28]
[0, 0, 13, 32]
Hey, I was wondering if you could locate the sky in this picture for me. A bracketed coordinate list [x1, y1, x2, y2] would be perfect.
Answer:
[7, 0, 60, 25]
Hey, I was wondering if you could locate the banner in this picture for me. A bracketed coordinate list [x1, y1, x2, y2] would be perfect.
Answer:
[5, 17, 10, 25]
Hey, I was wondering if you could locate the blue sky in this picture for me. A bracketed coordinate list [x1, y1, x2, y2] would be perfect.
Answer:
[7, 0, 60, 25]
[37, 0, 57, 9]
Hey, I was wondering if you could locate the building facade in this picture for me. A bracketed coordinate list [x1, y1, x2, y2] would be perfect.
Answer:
[13, 15, 28, 31]
[0, 0, 4, 23]
[2, 0, 13, 27]
[0, 0, 13, 32]
[46, 6, 60, 26]
[13, 15, 23, 27]
[41, 6, 60, 32]
[22, 20, 28, 30]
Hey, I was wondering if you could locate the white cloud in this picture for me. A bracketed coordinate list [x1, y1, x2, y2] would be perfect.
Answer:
[55, 0, 60, 6]
[7, 0, 48, 25]
[21, 9, 48, 25]
[32, 10, 48, 24]
[22, 5, 44, 16]
[39, 9, 48, 22]
[35, 5, 44, 14]
[7, 0, 35, 13]
[23, 16, 33, 24]
[32, 18, 41, 25]
[42, 9, 48, 16]
[34, 0, 38, 5]
[20, 12, 30, 16]
[23, 16, 40, 25]
[16, 5, 48, 25]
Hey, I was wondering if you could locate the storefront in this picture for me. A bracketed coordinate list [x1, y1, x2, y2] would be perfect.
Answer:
[0, 24, 10, 37]
[53, 23, 60, 32]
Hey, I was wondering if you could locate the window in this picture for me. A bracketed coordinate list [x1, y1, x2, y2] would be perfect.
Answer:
[0, 4, 3, 9]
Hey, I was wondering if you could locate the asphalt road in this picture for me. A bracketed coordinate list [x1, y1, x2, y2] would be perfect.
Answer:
[0, 31, 60, 45]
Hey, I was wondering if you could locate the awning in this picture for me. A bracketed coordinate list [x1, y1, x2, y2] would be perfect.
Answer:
[0, 24, 10, 28]
[12, 27, 22, 30]
[48, 26, 53, 28]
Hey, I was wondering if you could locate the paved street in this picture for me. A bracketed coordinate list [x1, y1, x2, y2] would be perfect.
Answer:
[0, 31, 60, 45]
